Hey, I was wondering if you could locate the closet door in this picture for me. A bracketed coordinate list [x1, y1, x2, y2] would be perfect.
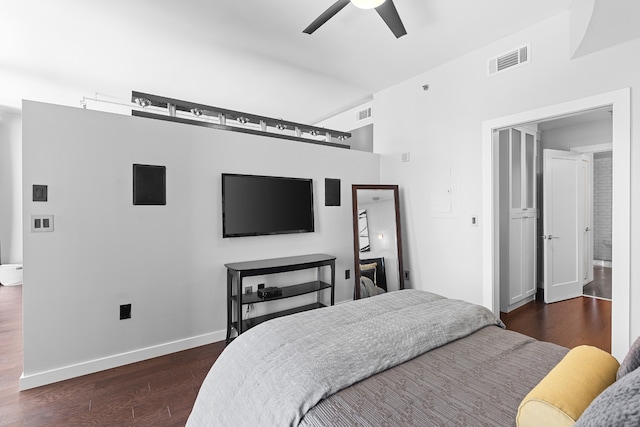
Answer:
[506, 127, 538, 309]
[509, 129, 523, 216]
[522, 215, 537, 297]
[523, 132, 537, 211]
[522, 131, 537, 298]
[508, 215, 524, 304]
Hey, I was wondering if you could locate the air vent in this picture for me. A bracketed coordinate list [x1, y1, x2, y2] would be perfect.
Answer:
[355, 107, 372, 122]
[488, 44, 530, 76]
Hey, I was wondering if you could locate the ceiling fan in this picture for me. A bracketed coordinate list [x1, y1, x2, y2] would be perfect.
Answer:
[303, 0, 407, 39]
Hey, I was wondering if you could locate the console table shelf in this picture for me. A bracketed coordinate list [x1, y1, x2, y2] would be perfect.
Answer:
[230, 280, 333, 304]
[231, 302, 326, 335]
[225, 254, 335, 343]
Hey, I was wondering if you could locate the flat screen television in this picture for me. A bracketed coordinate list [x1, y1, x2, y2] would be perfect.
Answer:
[222, 173, 315, 238]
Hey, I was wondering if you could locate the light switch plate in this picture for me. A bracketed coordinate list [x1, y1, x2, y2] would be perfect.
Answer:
[31, 215, 54, 232]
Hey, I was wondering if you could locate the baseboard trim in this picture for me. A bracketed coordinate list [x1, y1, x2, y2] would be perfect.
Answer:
[502, 294, 535, 313]
[19, 329, 226, 391]
[593, 260, 612, 268]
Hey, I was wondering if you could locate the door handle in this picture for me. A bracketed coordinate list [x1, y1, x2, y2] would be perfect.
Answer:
[543, 235, 559, 240]
[585, 227, 591, 232]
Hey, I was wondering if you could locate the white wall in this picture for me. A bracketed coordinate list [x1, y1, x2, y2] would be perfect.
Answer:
[370, 12, 640, 343]
[316, 100, 373, 132]
[316, 101, 375, 152]
[0, 108, 23, 264]
[21, 101, 380, 389]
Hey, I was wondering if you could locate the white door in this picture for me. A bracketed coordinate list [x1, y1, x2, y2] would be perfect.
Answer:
[543, 149, 586, 303]
[522, 215, 537, 297]
[582, 154, 594, 285]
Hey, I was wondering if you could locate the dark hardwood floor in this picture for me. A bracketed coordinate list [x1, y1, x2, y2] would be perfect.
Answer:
[501, 295, 612, 353]
[1, 285, 612, 425]
[583, 266, 612, 300]
[0, 285, 225, 426]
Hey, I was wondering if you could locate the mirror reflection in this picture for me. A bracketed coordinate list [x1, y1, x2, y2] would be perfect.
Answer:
[358, 210, 371, 252]
[352, 185, 404, 299]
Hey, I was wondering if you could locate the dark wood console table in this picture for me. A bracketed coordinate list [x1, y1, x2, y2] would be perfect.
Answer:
[225, 253, 336, 343]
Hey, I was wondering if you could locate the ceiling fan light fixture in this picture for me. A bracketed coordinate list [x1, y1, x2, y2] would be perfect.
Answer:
[350, 0, 386, 10]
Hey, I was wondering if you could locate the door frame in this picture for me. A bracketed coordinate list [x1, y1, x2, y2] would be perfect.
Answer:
[482, 88, 630, 361]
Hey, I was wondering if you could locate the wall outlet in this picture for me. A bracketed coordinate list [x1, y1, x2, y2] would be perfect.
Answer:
[120, 304, 131, 320]
[245, 286, 253, 295]
[345, 269, 350, 279]
[404, 270, 410, 281]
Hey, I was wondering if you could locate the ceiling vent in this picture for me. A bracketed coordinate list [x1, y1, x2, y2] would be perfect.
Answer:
[355, 107, 372, 122]
[488, 44, 530, 76]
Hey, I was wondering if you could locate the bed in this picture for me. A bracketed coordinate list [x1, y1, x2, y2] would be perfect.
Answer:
[187, 290, 639, 426]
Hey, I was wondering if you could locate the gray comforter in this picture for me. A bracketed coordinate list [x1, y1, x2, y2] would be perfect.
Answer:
[187, 290, 503, 426]
[301, 326, 568, 426]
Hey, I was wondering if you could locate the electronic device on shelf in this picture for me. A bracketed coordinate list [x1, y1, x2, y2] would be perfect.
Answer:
[258, 287, 283, 299]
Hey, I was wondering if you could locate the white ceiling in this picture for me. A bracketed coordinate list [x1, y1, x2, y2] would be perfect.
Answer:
[1, 0, 572, 125]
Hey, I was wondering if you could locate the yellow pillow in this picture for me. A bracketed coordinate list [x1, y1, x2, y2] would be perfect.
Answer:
[516, 345, 619, 427]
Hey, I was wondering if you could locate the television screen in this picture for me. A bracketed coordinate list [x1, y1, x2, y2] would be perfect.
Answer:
[222, 173, 314, 238]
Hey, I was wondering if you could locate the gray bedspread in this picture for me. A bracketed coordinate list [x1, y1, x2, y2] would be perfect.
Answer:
[301, 326, 568, 426]
[187, 290, 503, 427]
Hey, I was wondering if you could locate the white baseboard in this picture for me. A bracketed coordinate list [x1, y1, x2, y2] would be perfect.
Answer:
[502, 295, 535, 313]
[594, 260, 613, 268]
[19, 329, 226, 391]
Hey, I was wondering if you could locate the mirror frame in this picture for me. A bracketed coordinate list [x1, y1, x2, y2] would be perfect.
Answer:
[351, 184, 405, 299]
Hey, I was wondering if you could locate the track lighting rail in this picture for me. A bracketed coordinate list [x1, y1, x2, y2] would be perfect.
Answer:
[130, 91, 351, 149]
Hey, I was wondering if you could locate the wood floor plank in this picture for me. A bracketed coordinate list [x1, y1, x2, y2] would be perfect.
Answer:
[0, 285, 225, 426]
[501, 295, 611, 353]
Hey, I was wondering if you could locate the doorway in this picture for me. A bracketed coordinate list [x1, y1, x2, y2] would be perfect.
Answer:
[482, 88, 631, 361]
[583, 150, 613, 300]
[495, 115, 607, 312]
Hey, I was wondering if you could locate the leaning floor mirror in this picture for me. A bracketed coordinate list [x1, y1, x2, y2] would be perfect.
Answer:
[352, 184, 405, 299]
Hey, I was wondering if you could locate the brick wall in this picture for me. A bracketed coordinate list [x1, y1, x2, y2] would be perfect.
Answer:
[593, 151, 612, 261]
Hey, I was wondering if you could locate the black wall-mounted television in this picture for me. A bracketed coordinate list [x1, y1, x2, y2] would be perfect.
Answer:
[222, 173, 315, 238]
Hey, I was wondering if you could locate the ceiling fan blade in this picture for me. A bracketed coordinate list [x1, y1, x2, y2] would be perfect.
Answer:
[375, 0, 407, 38]
[303, 0, 350, 34]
